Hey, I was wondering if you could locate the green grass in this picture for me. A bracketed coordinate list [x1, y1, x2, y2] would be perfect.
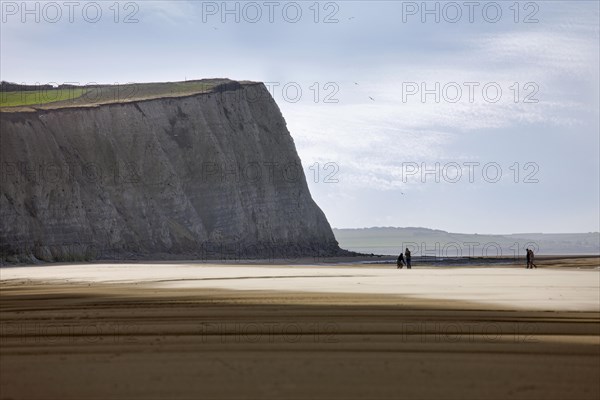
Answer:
[0, 79, 249, 109]
[87, 81, 218, 103]
[0, 88, 87, 107]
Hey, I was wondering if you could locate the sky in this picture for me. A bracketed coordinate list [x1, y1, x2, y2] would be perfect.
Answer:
[1, 0, 599, 234]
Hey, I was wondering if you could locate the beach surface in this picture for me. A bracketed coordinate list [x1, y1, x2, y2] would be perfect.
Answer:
[1, 258, 599, 399]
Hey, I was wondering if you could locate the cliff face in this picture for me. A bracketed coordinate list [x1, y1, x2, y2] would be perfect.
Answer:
[0, 82, 341, 261]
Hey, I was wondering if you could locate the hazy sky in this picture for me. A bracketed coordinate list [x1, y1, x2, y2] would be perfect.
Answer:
[1, 1, 598, 233]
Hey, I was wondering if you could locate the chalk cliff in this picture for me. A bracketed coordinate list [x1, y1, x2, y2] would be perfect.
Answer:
[0, 80, 342, 261]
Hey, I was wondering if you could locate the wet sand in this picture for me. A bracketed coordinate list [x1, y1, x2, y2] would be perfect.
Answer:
[1, 259, 599, 399]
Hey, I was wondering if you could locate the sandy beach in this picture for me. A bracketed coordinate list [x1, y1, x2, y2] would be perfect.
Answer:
[1, 258, 599, 399]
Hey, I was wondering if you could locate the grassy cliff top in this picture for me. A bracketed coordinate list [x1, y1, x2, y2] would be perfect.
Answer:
[0, 79, 258, 112]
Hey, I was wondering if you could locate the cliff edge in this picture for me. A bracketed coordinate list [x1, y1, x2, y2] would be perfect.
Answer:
[0, 80, 342, 261]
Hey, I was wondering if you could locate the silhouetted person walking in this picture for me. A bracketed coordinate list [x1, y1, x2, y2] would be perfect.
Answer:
[397, 252, 405, 268]
[526, 248, 531, 269]
[529, 249, 537, 269]
[405, 248, 412, 269]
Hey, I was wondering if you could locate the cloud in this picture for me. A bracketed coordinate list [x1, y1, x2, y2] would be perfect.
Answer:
[284, 19, 599, 194]
[138, 1, 199, 26]
[471, 29, 599, 78]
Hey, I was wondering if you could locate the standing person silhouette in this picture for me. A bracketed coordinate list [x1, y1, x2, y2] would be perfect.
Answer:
[397, 251, 405, 268]
[405, 248, 412, 269]
[529, 249, 537, 269]
[526, 248, 531, 269]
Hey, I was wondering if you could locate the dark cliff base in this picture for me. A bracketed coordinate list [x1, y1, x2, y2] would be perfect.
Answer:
[1, 243, 356, 264]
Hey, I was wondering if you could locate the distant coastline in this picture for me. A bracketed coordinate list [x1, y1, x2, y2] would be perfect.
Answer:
[334, 227, 600, 256]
